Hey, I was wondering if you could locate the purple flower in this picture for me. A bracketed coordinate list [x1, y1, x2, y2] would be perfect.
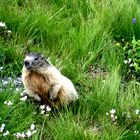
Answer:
[132, 18, 136, 24]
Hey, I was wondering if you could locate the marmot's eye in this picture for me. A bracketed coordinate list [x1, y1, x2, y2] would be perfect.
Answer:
[35, 57, 39, 60]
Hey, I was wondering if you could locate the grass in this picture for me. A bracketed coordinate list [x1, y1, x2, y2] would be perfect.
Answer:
[0, 0, 140, 139]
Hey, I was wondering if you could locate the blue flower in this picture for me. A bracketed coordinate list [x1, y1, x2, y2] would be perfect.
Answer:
[132, 18, 136, 24]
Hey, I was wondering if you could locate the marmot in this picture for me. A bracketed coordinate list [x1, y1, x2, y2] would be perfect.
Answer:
[22, 52, 78, 107]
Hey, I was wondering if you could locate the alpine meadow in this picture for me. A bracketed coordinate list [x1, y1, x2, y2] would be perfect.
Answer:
[0, 0, 140, 139]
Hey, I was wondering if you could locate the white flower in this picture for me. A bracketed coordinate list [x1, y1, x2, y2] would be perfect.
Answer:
[128, 58, 132, 63]
[40, 105, 45, 110]
[3, 80, 8, 85]
[15, 132, 21, 138]
[134, 130, 139, 134]
[30, 124, 35, 131]
[46, 114, 49, 117]
[0, 67, 3, 71]
[3, 130, 9, 136]
[7, 30, 12, 34]
[0, 22, 6, 27]
[7, 101, 13, 106]
[20, 92, 24, 96]
[106, 112, 109, 116]
[40, 110, 45, 114]
[111, 114, 114, 118]
[20, 132, 25, 138]
[135, 109, 139, 115]
[115, 116, 117, 119]
[0, 128, 4, 132]
[124, 60, 128, 64]
[20, 96, 28, 101]
[46, 106, 51, 112]
[129, 63, 134, 67]
[26, 130, 32, 137]
[4, 101, 13, 106]
[4, 101, 8, 104]
[110, 109, 116, 114]
[1, 124, 5, 128]
[1, 123, 6, 128]
[0, 124, 5, 132]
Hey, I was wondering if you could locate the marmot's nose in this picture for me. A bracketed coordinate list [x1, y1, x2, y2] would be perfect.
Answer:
[24, 60, 31, 69]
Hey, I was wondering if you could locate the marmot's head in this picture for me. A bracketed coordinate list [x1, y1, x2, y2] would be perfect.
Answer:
[24, 52, 50, 70]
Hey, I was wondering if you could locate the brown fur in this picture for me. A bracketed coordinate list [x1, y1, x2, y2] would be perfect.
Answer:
[23, 69, 62, 107]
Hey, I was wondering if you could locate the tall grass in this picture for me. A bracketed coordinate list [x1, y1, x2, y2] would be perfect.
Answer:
[0, 0, 140, 139]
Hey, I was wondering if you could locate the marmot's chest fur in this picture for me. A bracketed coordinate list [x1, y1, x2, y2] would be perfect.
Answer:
[23, 68, 61, 106]
[25, 71, 50, 96]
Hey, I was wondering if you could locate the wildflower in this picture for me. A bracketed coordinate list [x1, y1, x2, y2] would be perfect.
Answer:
[130, 63, 134, 67]
[46, 106, 51, 112]
[26, 130, 32, 138]
[40, 105, 45, 110]
[134, 130, 139, 134]
[7, 30, 12, 34]
[4, 101, 8, 105]
[40, 110, 45, 114]
[2, 80, 8, 85]
[0, 124, 5, 132]
[3, 130, 9, 136]
[15, 132, 21, 138]
[4, 101, 13, 106]
[128, 58, 132, 63]
[1, 124, 5, 128]
[46, 114, 49, 117]
[116, 42, 120, 47]
[30, 124, 35, 131]
[0, 22, 6, 27]
[7, 101, 13, 106]
[111, 114, 114, 118]
[20, 96, 28, 101]
[135, 109, 139, 115]
[124, 60, 128, 64]
[132, 18, 136, 24]
[0, 67, 3, 70]
[106, 112, 109, 116]
[110, 109, 116, 114]
[20, 132, 25, 138]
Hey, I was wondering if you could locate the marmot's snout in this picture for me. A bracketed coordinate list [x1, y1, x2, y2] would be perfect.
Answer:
[24, 60, 32, 69]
